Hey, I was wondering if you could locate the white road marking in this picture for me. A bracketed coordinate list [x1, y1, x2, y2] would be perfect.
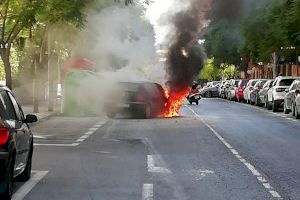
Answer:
[147, 155, 171, 174]
[12, 170, 48, 200]
[74, 121, 105, 145]
[34, 143, 77, 147]
[80, 135, 89, 139]
[142, 184, 153, 200]
[33, 135, 48, 139]
[186, 106, 283, 200]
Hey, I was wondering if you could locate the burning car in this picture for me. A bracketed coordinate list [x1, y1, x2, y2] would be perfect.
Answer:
[105, 82, 167, 119]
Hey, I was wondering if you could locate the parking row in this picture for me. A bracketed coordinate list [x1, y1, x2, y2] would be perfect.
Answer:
[200, 76, 300, 119]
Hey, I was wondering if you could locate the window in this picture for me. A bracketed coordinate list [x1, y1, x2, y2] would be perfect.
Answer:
[279, 79, 295, 86]
[0, 90, 17, 120]
[8, 92, 23, 120]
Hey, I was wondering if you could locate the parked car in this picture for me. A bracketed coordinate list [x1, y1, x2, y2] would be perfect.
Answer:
[243, 79, 259, 104]
[235, 79, 249, 102]
[294, 88, 300, 119]
[226, 79, 240, 101]
[0, 86, 37, 199]
[267, 76, 299, 112]
[105, 81, 167, 119]
[200, 82, 220, 98]
[249, 80, 268, 105]
[219, 80, 229, 99]
[258, 80, 274, 108]
[284, 79, 300, 114]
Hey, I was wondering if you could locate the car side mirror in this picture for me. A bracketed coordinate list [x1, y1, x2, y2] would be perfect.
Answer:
[285, 89, 289, 92]
[24, 114, 38, 123]
[295, 89, 300, 95]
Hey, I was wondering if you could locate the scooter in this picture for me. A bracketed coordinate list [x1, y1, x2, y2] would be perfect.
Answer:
[187, 93, 201, 105]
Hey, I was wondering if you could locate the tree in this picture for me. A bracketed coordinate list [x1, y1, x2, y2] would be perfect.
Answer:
[204, 21, 243, 68]
[199, 58, 222, 81]
[0, 0, 43, 89]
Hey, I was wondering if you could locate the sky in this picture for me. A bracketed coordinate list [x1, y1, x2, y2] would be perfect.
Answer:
[143, 0, 177, 45]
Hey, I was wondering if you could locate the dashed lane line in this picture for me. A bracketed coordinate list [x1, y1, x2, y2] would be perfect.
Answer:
[142, 184, 153, 200]
[34, 121, 105, 147]
[12, 170, 48, 200]
[186, 105, 283, 200]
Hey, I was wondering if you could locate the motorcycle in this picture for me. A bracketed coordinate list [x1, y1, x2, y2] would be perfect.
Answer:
[187, 93, 201, 105]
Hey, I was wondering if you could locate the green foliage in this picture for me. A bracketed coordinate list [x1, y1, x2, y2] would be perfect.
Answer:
[199, 58, 222, 81]
[204, 21, 243, 67]
[205, 0, 300, 67]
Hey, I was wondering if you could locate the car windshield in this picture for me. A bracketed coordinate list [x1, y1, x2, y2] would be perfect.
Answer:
[251, 81, 258, 86]
[279, 79, 295, 86]
[239, 80, 249, 87]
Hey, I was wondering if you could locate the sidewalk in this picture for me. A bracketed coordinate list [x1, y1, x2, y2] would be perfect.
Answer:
[22, 103, 61, 123]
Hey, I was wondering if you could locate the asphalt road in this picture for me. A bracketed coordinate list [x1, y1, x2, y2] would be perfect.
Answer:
[12, 98, 300, 200]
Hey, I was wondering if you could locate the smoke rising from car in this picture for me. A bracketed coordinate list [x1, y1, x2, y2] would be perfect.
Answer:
[61, 3, 164, 116]
[163, 0, 207, 117]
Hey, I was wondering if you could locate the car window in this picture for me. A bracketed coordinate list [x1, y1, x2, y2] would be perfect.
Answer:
[8, 92, 22, 120]
[0, 90, 17, 120]
[251, 81, 257, 86]
[279, 79, 295, 86]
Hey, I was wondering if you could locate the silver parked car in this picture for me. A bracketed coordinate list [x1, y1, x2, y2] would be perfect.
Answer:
[283, 80, 300, 114]
[267, 76, 299, 112]
[294, 89, 300, 119]
[258, 80, 274, 108]
[226, 79, 240, 101]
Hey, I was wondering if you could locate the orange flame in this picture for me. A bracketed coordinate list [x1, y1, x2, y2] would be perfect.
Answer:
[164, 87, 189, 118]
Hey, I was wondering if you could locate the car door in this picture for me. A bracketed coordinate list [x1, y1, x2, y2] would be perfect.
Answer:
[8, 92, 32, 165]
[268, 79, 277, 102]
[285, 83, 295, 109]
[0, 90, 25, 174]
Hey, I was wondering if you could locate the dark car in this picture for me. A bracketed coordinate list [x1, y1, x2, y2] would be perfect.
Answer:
[0, 86, 37, 199]
[284, 79, 300, 114]
[105, 82, 167, 119]
[249, 80, 268, 105]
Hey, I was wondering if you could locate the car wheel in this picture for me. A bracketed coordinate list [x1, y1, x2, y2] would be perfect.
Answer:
[267, 101, 272, 110]
[295, 105, 300, 119]
[272, 99, 278, 112]
[196, 100, 199, 105]
[283, 103, 289, 114]
[292, 103, 296, 116]
[0, 154, 14, 200]
[16, 144, 33, 182]
[139, 104, 151, 119]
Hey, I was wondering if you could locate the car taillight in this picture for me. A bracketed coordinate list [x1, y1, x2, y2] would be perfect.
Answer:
[238, 88, 243, 92]
[0, 128, 9, 146]
[276, 88, 285, 92]
[136, 92, 145, 101]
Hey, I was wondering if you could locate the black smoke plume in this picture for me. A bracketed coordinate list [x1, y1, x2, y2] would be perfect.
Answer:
[166, 0, 206, 92]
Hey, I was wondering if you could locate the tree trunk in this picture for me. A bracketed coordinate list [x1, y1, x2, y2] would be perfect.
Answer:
[0, 48, 13, 90]
[47, 30, 54, 112]
[33, 56, 39, 113]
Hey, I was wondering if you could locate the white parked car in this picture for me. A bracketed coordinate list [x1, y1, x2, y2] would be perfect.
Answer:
[294, 88, 300, 119]
[226, 79, 240, 100]
[267, 76, 299, 112]
[243, 79, 259, 103]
